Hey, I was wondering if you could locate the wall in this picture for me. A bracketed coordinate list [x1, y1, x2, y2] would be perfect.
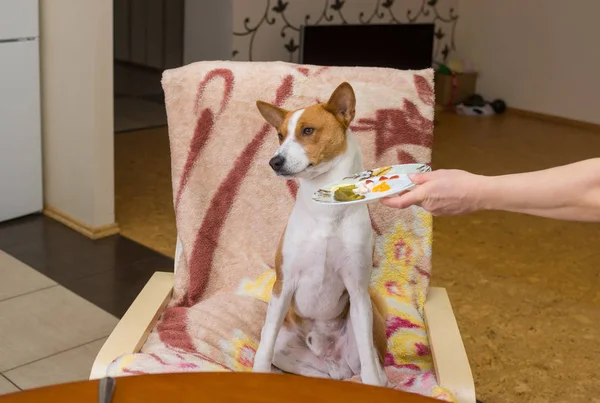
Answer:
[457, 0, 600, 124]
[40, 0, 116, 229]
[232, 0, 459, 63]
[114, 0, 184, 69]
[184, 0, 233, 64]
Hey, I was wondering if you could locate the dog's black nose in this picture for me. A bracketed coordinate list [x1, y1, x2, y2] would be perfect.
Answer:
[269, 155, 285, 172]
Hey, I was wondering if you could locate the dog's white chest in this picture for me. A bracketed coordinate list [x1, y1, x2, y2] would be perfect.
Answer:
[284, 225, 348, 320]
[283, 204, 372, 321]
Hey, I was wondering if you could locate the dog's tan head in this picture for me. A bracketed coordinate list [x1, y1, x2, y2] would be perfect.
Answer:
[257, 82, 356, 179]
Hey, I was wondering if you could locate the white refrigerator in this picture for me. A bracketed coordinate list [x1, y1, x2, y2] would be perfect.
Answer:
[0, 0, 43, 222]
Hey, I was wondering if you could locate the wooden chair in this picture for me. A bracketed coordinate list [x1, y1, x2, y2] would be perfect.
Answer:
[90, 270, 476, 402]
[91, 61, 477, 403]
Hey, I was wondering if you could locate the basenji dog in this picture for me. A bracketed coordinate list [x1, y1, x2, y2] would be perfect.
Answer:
[252, 82, 388, 386]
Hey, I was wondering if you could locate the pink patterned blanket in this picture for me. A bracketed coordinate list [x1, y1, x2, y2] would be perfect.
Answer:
[107, 61, 453, 401]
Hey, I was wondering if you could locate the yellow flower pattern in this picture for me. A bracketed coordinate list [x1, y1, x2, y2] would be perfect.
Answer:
[219, 329, 259, 372]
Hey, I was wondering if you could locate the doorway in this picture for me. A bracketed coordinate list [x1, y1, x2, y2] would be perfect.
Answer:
[113, 0, 184, 133]
[113, 0, 183, 257]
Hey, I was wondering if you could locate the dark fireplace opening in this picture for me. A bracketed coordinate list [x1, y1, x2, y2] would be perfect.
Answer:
[300, 24, 434, 70]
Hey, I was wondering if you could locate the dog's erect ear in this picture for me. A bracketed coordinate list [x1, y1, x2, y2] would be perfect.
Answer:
[324, 82, 356, 127]
[256, 101, 288, 128]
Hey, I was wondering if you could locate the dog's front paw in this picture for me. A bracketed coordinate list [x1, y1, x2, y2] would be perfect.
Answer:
[377, 363, 389, 387]
[379, 369, 390, 388]
[361, 368, 387, 387]
[252, 351, 273, 373]
[252, 361, 272, 373]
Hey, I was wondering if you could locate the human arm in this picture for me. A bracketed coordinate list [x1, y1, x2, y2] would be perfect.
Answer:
[380, 158, 600, 222]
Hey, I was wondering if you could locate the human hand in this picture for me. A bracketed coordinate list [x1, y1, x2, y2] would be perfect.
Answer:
[380, 169, 486, 216]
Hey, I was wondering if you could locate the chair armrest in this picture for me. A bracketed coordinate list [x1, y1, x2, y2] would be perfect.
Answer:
[424, 287, 476, 403]
[89, 271, 174, 380]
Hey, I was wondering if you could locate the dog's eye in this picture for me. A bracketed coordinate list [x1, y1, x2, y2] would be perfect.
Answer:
[302, 127, 314, 136]
[278, 133, 283, 142]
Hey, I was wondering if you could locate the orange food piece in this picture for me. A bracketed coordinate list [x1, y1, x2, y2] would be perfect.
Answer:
[372, 182, 391, 192]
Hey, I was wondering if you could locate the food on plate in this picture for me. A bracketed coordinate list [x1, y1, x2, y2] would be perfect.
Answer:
[333, 184, 365, 202]
[330, 182, 353, 192]
[354, 182, 370, 195]
[354, 175, 401, 196]
[372, 181, 391, 192]
[372, 166, 392, 177]
[313, 164, 429, 204]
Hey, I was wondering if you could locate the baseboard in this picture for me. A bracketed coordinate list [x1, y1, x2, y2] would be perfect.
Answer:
[43, 206, 120, 240]
[508, 108, 600, 132]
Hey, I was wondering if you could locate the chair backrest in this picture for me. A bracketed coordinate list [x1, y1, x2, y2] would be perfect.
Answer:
[162, 61, 434, 307]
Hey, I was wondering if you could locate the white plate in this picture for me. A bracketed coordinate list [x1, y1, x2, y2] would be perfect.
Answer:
[312, 163, 431, 205]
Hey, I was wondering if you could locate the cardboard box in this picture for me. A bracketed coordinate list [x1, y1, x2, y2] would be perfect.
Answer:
[434, 72, 478, 106]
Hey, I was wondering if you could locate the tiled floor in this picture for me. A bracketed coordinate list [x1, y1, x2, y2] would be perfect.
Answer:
[3, 339, 108, 391]
[0, 214, 174, 395]
[0, 250, 117, 394]
[0, 215, 174, 318]
[0, 376, 19, 396]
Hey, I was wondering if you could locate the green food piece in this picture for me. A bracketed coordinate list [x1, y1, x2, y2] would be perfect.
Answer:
[333, 185, 365, 202]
